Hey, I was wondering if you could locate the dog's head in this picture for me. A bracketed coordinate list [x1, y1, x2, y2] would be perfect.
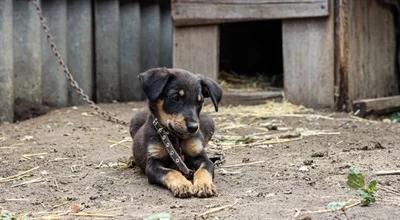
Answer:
[139, 67, 222, 138]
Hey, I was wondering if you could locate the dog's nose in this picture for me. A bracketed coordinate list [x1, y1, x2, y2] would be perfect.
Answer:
[186, 122, 199, 134]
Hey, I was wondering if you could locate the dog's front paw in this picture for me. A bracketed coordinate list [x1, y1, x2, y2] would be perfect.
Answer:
[192, 180, 217, 198]
[164, 170, 193, 198]
[169, 179, 193, 198]
[192, 168, 217, 197]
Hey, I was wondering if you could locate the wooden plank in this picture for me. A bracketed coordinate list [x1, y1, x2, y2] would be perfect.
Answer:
[221, 91, 283, 106]
[173, 25, 219, 80]
[334, 0, 350, 111]
[0, 0, 14, 122]
[344, 0, 398, 110]
[95, 0, 120, 102]
[13, 0, 42, 108]
[141, 1, 161, 72]
[160, 0, 173, 67]
[119, 0, 142, 101]
[67, 0, 93, 105]
[172, 0, 329, 26]
[283, 1, 334, 108]
[41, 0, 68, 107]
[353, 95, 400, 117]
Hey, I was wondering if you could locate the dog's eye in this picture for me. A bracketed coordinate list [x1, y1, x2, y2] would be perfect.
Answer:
[170, 94, 180, 102]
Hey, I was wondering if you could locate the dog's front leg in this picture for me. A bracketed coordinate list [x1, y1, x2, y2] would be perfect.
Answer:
[146, 158, 193, 198]
[187, 155, 217, 197]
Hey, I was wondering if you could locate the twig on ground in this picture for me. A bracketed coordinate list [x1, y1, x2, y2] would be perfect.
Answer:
[220, 161, 265, 168]
[375, 170, 400, 176]
[294, 200, 361, 218]
[198, 199, 239, 218]
[0, 166, 39, 183]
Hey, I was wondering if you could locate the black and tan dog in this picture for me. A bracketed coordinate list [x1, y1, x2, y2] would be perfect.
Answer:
[130, 67, 222, 198]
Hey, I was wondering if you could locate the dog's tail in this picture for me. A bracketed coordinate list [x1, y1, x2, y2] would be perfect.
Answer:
[129, 109, 148, 138]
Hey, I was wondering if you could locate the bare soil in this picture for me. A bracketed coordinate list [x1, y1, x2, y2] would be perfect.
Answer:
[0, 102, 399, 220]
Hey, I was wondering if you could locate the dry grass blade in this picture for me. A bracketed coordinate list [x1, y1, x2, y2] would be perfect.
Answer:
[11, 178, 44, 188]
[108, 137, 131, 148]
[294, 200, 361, 218]
[70, 212, 116, 218]
[0, 143, 24, 150]
[375, 170, 400, 176]
[198, 199, 239, 218]
[22, 152, 48, 161]
[220, 161, 265, 168]
[0, 166, 39, 183]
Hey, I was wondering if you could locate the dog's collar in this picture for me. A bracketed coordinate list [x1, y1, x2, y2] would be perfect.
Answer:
[152, 118, 193, 178]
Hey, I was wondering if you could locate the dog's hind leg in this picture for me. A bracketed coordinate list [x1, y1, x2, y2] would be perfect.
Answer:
[199, 113, 215, 143]
[129, 109, 148, 138]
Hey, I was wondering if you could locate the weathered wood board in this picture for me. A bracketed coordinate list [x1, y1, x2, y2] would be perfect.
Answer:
[173, 25, 219, 80]
[13, 0, 42, 108]
[120, 0, 142, 101]
[161, 0, 173, 68]
[41, 0, 68, 107]
[95, 0, 120, 102]
[353, 95, 400, 117]
[67, 0, 93, 105]
[141, 2, 161, 72]
[337, 0, 398, 110]
[172, 0, 329, 26]
[283, 5, 334, 108]
[0, 0, 14, 122]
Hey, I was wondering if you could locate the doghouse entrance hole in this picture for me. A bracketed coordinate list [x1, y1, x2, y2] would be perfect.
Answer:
[219, 20, 283, 91]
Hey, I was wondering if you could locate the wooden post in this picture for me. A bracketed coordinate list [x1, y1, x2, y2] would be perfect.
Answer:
[282, 3, 335, 108]
[41, 0, 68, 107]
[336, 0, 398, 110]
[0, 0, 14, 122]
[173, 25, 219, 80]
[119, 0, 142, 101]
[95, 0, 120, 102]
[13, 0, 42, 108]
[67, 0, 93, 105]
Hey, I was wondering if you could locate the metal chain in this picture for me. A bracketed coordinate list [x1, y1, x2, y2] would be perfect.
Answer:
[29, 0, 128, 126]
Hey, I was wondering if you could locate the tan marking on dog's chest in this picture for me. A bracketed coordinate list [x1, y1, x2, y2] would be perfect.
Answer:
[148, 144, 167, 158]
[184, 138, 203, 157]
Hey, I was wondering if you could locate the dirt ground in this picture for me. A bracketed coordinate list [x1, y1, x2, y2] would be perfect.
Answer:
[0, 101, 400, 220]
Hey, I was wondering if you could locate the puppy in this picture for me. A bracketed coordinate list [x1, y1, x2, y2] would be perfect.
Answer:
[130, 67, 222, 198]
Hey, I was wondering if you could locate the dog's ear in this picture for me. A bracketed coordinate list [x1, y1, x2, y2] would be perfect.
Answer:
[138, 68, 171, 102]
[200, 76, 223, 112]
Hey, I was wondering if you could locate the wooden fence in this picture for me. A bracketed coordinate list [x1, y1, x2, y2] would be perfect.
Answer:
[0, 0, 172, 122]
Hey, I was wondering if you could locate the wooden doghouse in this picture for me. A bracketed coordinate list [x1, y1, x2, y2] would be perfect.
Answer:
[171, 0, 398, 110]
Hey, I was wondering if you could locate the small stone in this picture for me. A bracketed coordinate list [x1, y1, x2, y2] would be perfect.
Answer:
[283, 190, 292, 195]
[299, 166, 309, 172]
[383, 119, 391, 123]
[311, 152, 325, 157]
[89, 195, 98, 200]
[303, 160, 314, 166]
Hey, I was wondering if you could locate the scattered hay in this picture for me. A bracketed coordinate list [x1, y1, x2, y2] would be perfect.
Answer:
[0, 166, 39, 183]
[198, 199, 239, 218]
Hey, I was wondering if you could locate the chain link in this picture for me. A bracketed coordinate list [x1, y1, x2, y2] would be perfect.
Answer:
[30, 0, 129, 126]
